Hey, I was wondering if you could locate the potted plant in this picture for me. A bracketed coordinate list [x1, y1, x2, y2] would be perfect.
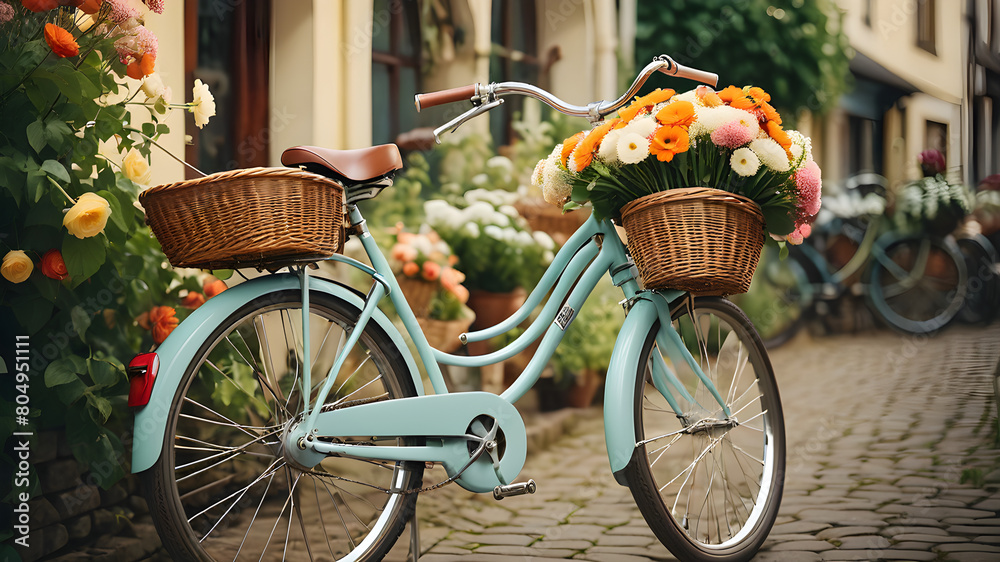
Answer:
[532, 85, 822, 294]
[894, 149, 972, 237]
[388, 225, 467, 317]
[423, 189, 556, 328]
[550, 278, 620, 408]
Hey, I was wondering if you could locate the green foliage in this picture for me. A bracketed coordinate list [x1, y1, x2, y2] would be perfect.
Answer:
[550, 278, 621, 383]
[0, 6, 201, 490]
[634, 0, 852, 118]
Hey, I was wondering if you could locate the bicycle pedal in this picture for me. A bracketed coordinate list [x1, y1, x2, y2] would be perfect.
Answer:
[493, 479, 537, 500]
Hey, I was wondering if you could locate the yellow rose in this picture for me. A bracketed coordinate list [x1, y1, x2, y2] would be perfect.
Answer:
[63, 192, 112, 239]
[122, 148, 152, 185]
[2, 250, 33, 284]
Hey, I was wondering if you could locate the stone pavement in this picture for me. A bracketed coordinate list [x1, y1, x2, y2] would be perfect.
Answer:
[381, 323, 1000, 561]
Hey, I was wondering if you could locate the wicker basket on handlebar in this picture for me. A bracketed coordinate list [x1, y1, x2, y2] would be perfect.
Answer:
[139, 167, 345, 269]
[620, 188, 765, 295]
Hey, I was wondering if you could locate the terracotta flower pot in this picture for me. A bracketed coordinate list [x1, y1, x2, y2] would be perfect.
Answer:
[466, 287, 528, 330]
[566, 369, 603, 408]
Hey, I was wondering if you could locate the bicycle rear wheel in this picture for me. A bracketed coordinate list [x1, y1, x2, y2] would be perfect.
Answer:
[624, 297, 785, 562]
[731, 247, 814, 348]
[140, 289, 423, 562]
[867, 236, 968, 334]
[956, 235, 999, 323]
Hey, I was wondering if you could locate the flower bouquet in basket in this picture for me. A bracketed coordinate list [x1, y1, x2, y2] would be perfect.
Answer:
[532, 85, 822, 294]
[893, 150, 972, 236]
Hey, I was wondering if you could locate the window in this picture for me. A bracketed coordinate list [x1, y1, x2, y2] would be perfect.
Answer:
[916, 0, 936, 55]
[184, 0, 271, 177]
[489, 0, 539, 147]
[371, 0, 422, 146]
[847, 115, 883, 175]
[925, 120, 948, 164]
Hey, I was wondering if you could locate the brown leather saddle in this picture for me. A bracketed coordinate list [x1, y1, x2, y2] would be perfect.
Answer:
[281, 144, 403, 203]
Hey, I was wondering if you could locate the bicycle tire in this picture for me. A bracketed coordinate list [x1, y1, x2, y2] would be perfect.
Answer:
[866, 236, 968, 334]
[140, 289, 423, 562]
[624, 297, 785, 562]
[956, 235, 999, 324]
[733, 247, 815, 349]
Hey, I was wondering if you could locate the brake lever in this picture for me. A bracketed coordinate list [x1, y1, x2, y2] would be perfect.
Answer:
[432, 98, 504, 143]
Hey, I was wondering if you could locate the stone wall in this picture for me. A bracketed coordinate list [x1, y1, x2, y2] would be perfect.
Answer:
[14, 430, 163, 562]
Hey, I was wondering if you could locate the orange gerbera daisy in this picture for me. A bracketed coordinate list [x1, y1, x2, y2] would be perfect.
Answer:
[748, 87, 771, 105]
[696, 85, 723, 107]
[655, 101, 696, 127]
[716, 85, 754, 110]
[649, 126, 690, 162]
[618, 88, 675, 122]
[572, 119, 619, 171]
[561, 131, 586, 167]
[760, 101, 782, 125]
[44, 23, 78, 58]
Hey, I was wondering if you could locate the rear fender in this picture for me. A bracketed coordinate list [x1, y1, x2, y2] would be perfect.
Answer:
[130, 273, 422, 473]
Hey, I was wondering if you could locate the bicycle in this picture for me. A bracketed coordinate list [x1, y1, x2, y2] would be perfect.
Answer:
[734, 174, 969, 346]
[129, 55, 785, 562]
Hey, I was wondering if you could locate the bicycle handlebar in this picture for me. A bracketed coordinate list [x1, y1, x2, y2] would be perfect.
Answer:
[414, 55, 719, 123]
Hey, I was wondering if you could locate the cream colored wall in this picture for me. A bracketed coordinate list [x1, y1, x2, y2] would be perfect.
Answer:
[839, 0, 965, 104]
[133, 1, 186, 187]
[536, 0, 618, 108]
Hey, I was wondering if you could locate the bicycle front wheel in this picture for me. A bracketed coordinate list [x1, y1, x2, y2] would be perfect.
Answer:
[624, 297, 785, 562]
[141, 289, 423, 562]
[867, 236, 968, 334]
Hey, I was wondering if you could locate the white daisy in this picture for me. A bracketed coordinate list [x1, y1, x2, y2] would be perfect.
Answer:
[598, 129, 622, 163]
[541, 150, 573, 206]
[621, 115, 657, 139]
[617, 132, 650, 165]
[730, 147, 761, 177]
[750, 138, 790, 172]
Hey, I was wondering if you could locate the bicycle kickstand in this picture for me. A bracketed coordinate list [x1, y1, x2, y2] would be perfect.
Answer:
[408, 504, 420, 561]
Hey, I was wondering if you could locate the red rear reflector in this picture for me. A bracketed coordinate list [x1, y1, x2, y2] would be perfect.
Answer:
[128, 353, 159, 408]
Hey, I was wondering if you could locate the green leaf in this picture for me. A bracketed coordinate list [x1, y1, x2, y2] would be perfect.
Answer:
[89, 359, 119, 387]
[45, 356, 88, 387]
[96, 189, 127, 233]
[70, 305, 91, 342]
[41, 159, 71, 183]
[26, 171, 45, 203]
[778, 242, 790, 260]
[44, 118, 73, 151]
[141, 122, 155, 138]
[761, 206, 795, 236]
[87, 394, 113, 423]
[12, 296, 53, 335]
[211, 269, 234, 281]
[26, 119, 46, 153]
[54, 378, 87, 404]
[62, 234, 107, 285]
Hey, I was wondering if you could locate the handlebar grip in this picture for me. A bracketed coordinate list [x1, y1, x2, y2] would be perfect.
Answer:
[662, 63, 719, 88]
[414, 84, 478, 112]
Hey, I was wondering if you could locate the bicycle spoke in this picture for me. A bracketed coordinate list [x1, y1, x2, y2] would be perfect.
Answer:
[233, 463, 279, 562]
[188, 458, 285, 525]
[311, 478, 338, 561]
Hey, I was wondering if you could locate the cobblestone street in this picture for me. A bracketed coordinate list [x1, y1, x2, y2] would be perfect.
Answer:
[384, 323, 1000, 561]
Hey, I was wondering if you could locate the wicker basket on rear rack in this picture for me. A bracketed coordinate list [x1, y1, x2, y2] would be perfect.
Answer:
[620, 187, 765, 296]
[139, 167, 345, 269]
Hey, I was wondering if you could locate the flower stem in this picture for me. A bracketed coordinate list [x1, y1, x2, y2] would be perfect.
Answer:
[47, 176, 77, 205]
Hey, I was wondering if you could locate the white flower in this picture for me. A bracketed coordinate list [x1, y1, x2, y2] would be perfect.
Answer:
[531, 158, 546, 188]
[515, 231, 534, 246]
[541, 147, 572, 206]
[122, 148, 152, 184]
[490, 211, 511, 227]
[141, 73, 165, 100]
[543, 250, 554, 264]
[190, 79, 216, 129]
[598, 129, 622, 163]
[671, 89, 700, 105]
[749, 138, 790, 172]
[471, 173, 489, 186]
[486, 156, 514, 172]
[499, 205, 520, 219]
[617, 132, 650, 165]
[730, 148, 760, 177]
[695, 106, 760, 138]
[484, 225, 504, 239]
[532, 231, 556, 250]
[621, 116, 657, 139]
[424, 199, 463, 226]
[462, 222, 480, 237]
[786, 129, 812, 168]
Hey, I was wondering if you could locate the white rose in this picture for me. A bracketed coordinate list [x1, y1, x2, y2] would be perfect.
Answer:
[190, 79, 216, 129]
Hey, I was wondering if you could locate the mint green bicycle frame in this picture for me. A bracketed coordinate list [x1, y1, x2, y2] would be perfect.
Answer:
[131, 201, 733, 492]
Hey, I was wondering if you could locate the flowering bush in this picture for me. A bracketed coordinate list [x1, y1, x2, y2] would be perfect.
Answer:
[389, 224, 471, 320]
[532, 85, 822, 244]
[424, 189, 556, 293]
[0, 1, 216, 489]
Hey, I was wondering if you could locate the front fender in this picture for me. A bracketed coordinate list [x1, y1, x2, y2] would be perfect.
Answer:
[131, 273, 423, 473]
[603, 291, 679, 485]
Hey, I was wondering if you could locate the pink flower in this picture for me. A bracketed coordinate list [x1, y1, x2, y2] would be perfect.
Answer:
[0, 2, 15, 23]
[710, 120, 754, 149]
[795, 159, 822, 216]
[143, 0, 164, 14]
[115, 24, 158, 65]
[786, 229, 804, 245]
[105, 0, 140, 23]
[918, 149, 946, 177]
[797, 223, 812, 238]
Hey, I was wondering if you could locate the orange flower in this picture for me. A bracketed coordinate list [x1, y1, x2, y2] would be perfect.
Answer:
[716, 86, 745, 103]
[572, 119, 618, 171]
[402, 261, 419, 277]
[204, 279, 227, 298]
[748, 87, 771, 105]
[649, 126, 690, 162]
[44, 24, 79, 58]
[618, 88, 675, 122]
[451, 284, 469, 304]
[422, 261, 441, 281]
[149, 306, 179, 344]
[655, 101, 696, 127]
[139, 53, 156, 76]
[696, 85, 723, 107]
[765, 121, 793, 156]
[22, 0, 59, 12]
[40, 249, 68, 280]
[561, 131, 586, 167]
[759, 102, 782, 125]
[180, 291, 206, 310]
